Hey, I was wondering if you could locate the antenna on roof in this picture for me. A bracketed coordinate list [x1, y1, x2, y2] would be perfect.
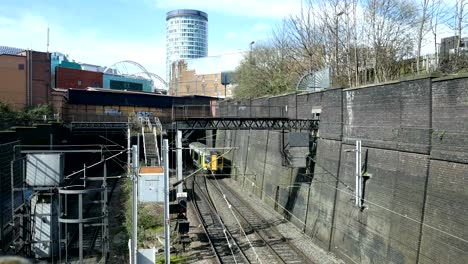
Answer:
[47, 27, 50, 53]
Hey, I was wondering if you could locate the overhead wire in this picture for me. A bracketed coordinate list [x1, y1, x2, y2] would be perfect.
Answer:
[230, 153, 468, 246]
[222, 126, 468, 243]
[65, 149, 128, 179]
[208, 165, 263, 263]
[228, 167, 452, 263]
[197, 177, 240, 264]
[191, 150, 240, 263]
[185, 148, 248, 263]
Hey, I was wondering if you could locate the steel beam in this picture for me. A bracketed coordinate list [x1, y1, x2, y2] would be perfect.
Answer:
[171, 118, 319, 131]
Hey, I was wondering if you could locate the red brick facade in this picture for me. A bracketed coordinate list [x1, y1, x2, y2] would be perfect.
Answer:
[56, 67, 103, 89]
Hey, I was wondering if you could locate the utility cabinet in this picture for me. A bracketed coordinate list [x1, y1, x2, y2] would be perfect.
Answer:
[138, 166, 164, 202]
[26, 153, 64, 186]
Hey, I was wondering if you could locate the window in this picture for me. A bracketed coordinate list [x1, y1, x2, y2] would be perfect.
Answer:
[18, 64, 25, 70]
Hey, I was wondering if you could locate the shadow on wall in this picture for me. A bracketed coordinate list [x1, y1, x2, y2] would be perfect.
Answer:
[284, 167, 312, 221]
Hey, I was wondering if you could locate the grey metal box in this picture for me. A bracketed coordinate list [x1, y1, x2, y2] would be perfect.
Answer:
[288, 147, 309, 168]
[288, 132, 310, 147]
[31, 195, 58, 258]
[26, 154, 64, 186]
[138, 173, 164, 202]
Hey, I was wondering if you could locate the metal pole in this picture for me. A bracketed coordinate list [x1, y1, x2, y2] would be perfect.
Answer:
[177, 131, 183, 193]
[131, 145, 138, 264]
[249, 41, 255, 64]
[103, 161, 108, 262]
[79, 194, 83, 264]
[355, 140, 362, 207]
[358, 141, 362, 207]
[163, 139, 170, 264]
[127, 126, 131, 176]
[160, 130, 163, 165]
[50, 133, 53, 150]
[335, 16, 339, 79]
[355, 141, 359, 207]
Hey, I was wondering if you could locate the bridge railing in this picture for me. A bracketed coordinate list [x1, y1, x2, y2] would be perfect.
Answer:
[172, 104, 289, 119]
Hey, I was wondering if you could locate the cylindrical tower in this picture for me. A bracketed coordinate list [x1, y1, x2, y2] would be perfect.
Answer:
[166, 9, 208, 82]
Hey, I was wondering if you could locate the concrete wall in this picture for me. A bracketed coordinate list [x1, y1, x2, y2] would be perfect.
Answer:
[216, 77, 468, 264]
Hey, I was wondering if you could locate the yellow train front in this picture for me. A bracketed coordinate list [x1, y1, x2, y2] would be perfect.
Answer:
[189, 142, 224, 174]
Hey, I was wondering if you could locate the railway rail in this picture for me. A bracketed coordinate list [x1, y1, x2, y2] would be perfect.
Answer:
[190, 176, 249, 264]
[206, 177, 313, 264]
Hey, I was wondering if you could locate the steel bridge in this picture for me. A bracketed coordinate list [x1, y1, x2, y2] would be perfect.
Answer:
[170, 104, 319, 131]
[65, 103, 320, 135]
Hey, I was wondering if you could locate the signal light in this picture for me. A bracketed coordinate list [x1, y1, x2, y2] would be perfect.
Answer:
[176, 192, 188, 214]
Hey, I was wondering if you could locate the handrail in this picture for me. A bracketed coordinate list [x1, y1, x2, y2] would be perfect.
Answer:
[171, 104, 291, 120]
[142, 126, 148, 165]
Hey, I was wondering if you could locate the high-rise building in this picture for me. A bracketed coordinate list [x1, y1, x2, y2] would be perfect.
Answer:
[166, 9, 208, 83]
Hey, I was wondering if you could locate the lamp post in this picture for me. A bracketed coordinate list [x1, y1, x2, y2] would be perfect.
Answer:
[249, 41, 255, 64]
[335, 11, 344, 80]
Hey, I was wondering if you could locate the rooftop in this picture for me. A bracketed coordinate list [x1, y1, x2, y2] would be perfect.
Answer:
[0, 46, 23, 55]
[166, 9, 208, 21]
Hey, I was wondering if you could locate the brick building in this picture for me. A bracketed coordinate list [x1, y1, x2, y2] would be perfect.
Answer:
[169, 55, 240, 98]
[0, 47, 51, 108]
[55, 67, 103, 89]
[0, 54, 27, 108]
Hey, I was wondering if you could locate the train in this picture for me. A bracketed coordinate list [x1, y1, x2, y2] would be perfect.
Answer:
[189, 142, 224, 173]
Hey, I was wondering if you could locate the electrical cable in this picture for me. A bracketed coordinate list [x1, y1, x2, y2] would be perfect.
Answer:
[228, 168, 451, 263]
[64, 149, 128, 179]
[195, 175, 240, 264]
[189, 147, 263, 262]
[209, 169, 263, 264]
[231, 157, 468, 246]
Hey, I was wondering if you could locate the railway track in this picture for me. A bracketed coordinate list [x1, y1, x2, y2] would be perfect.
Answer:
[190, 176, 249, 264]
[206, 177, 313, 264]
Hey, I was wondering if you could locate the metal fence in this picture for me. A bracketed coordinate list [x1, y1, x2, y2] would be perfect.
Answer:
[0, 141, 19, 254]
[172, 104, 290, 119]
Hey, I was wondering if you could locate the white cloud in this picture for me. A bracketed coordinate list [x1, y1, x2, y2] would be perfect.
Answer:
[0, 13, 167, 78]
[155, 0, 302, 19]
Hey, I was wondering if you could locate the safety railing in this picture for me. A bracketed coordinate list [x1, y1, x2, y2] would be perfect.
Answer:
[172, 104, 290, 120]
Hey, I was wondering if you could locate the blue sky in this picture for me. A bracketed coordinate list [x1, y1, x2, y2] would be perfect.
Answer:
[0, 0, 302, 79]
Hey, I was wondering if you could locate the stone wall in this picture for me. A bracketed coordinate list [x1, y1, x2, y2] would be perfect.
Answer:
[216, 76, 468, 264]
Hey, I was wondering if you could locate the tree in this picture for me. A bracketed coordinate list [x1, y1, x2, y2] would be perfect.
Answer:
[416, 0, 431, 73]
[283, 0, 327, 74]
[233, 44, 299, 99]
[429, 0, 448, 67]
[364, 0, 418, 82]
[455, 0, 468, 54]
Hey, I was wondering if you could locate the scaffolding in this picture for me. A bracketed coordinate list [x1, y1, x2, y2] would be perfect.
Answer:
[8, 145, 115, 263]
